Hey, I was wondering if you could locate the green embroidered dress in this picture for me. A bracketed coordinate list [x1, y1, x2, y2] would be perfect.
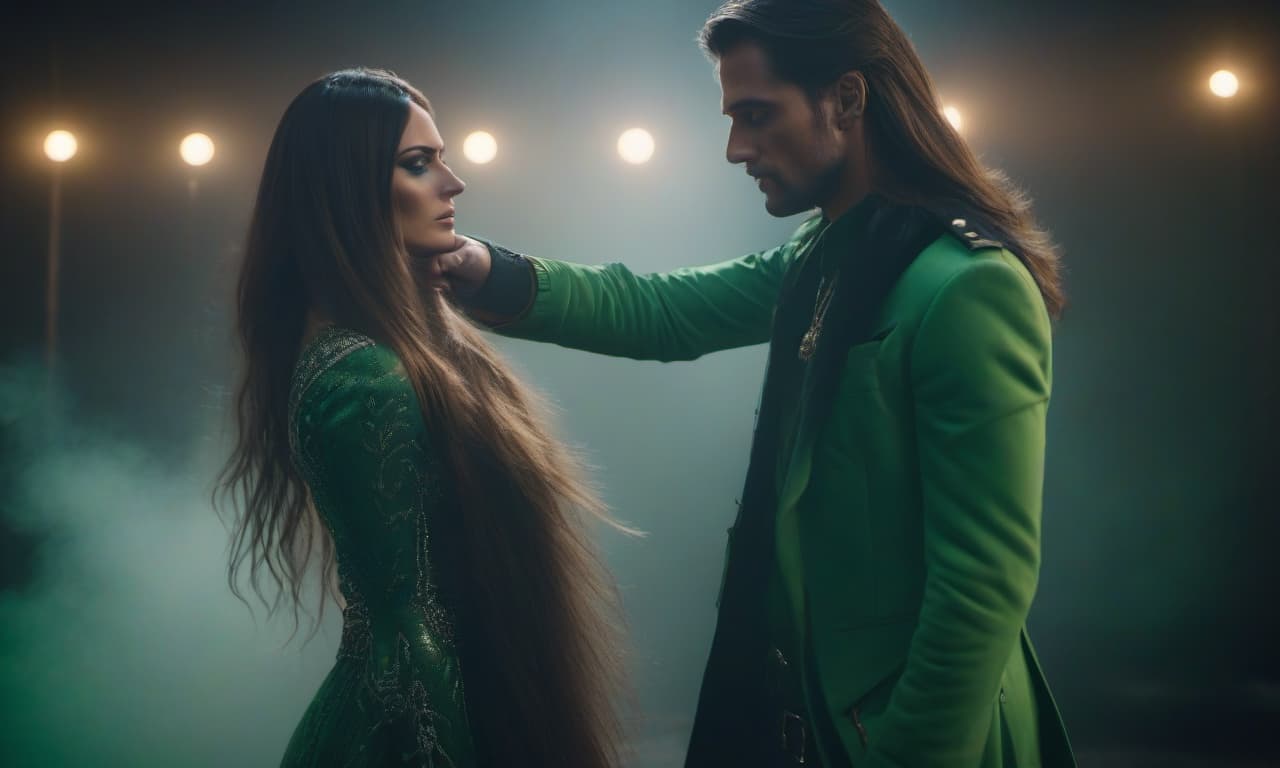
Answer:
[281, 326, 476, 767]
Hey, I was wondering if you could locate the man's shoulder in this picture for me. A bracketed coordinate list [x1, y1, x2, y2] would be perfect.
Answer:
[885, 207, 1028, 321]
[890, 203, 1007, 263]
[915, 217, 1033, 297]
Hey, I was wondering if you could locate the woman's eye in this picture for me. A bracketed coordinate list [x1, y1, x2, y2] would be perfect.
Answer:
[746, 109, 769, 126]
[402, 157, 430, 175]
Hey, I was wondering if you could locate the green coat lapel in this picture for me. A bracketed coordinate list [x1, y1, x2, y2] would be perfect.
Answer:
[778, 201, 942, 513]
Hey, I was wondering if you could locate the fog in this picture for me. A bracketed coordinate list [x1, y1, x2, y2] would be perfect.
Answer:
[2, 1, 1277, 765]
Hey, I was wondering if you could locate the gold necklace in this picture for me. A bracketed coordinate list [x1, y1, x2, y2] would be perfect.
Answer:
[798, 272, 839, 361]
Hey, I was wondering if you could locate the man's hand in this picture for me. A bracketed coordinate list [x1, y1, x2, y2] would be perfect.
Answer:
[416, 235, 492, 299]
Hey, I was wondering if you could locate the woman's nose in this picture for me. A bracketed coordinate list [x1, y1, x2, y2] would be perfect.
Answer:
[444, 167, 466, 197]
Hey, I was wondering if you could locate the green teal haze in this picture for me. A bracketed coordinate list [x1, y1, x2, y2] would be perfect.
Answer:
[1, 1, 1277, 765]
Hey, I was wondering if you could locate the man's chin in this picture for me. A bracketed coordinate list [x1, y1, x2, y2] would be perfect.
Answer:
[763, 194, 811, 218]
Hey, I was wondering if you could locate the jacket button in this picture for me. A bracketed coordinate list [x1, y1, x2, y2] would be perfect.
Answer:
[999, 688, 1007, 704]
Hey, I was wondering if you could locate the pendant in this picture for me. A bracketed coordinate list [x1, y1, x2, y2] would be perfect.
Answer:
[799, 273, 836, 362]
[798, 327, 818, 361]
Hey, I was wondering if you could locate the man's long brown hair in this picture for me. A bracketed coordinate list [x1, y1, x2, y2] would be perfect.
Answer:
[215, 68, 629, 767]
[702, 0, 1065, 316]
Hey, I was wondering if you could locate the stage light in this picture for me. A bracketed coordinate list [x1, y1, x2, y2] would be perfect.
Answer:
[44, 130, 77, 162]
[942, 106, 964, 132]
[463, 131, 498, 164]
[617, 128, 655, 165]
[180, 133, 215, 166]
[1209, 70, 1239, 99]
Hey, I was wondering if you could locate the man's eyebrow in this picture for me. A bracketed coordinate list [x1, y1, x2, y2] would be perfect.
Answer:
[397, 144, 442, 158]
[723, 98, 775, 115]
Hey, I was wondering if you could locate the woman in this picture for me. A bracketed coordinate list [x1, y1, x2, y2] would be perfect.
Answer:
[216, 68, 630, 767]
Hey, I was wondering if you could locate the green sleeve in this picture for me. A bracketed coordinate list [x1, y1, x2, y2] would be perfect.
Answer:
[867, 258, 1052, 767]
[299, 347, 476, 767]
[492, 219, 822, 361]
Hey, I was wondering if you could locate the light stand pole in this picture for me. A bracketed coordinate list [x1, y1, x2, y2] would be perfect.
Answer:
[46, 165, 62, 372]
[42, 129, 77, 382]
[180, 132, 215, 199]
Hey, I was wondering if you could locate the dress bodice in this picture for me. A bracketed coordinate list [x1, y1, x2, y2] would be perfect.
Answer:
[283, 326, 474, 767]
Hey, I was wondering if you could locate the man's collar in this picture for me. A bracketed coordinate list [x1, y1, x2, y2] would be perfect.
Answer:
[815, 192, 889, 268]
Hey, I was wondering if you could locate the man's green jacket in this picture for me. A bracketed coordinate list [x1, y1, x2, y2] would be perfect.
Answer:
[482, 200, 1074, 768]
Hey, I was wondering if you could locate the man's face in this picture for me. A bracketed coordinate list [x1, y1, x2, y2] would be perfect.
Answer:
[718, 41, 844, 217]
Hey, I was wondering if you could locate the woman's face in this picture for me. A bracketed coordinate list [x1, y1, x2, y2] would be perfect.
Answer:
[392, 102, 465, 256]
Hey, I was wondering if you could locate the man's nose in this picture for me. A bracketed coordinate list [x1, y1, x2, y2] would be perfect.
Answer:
[725, 126, 756, 165]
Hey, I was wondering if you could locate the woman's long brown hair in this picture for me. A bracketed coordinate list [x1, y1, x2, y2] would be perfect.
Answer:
[215, 68, 629, 767]
[702, 0, 1065, 317]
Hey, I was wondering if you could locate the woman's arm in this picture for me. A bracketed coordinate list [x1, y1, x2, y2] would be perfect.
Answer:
[294, 344, 477, 767]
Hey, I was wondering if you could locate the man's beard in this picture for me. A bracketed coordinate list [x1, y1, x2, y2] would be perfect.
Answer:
[762, 160, 844, 218]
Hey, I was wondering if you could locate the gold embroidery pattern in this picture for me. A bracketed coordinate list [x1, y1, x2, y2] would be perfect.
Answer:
[284, 326, 468, 766]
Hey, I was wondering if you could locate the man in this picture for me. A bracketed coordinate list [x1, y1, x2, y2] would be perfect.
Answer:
[429, 1, 1074, 765]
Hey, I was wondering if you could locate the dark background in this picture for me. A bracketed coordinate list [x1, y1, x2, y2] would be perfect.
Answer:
[2, 1, 1278, 765]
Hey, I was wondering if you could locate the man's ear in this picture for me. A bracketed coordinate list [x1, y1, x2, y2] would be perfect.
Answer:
[833, 70, 868, 128]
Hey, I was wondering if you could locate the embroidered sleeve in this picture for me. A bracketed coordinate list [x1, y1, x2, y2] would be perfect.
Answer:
[290, 330, 476, 767]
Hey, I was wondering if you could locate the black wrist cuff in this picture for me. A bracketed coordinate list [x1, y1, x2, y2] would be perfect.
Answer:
[469, 239, 537, 320]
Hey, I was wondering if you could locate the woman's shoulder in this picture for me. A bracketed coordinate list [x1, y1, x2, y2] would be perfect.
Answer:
[288, 326, 410, 430]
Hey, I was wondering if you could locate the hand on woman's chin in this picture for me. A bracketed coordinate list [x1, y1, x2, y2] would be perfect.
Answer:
[408, 231, 464, 258]
[406, 246, 456, 299]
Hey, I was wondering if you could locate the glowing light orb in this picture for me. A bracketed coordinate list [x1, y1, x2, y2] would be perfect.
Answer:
[1209, 70, 1239, 99]
[180, 133, 215, 166]
[617, 128, 655, 165]
[942, 106, 964, 132]
[44, 130, 78, 162]
[463, 131, 498, 164]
